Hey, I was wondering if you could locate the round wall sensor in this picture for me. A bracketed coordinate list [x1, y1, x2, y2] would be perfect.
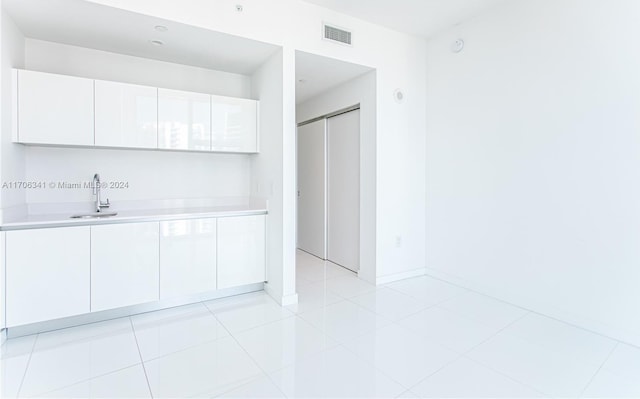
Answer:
[451, 39, 464, 53]
[393, 89, 405, 104]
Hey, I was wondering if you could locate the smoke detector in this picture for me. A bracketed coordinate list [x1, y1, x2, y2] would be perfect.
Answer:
[451, 39, 464, 53]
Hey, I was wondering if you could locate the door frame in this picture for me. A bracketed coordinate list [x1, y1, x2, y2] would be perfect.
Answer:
[296, 104, 360, 266]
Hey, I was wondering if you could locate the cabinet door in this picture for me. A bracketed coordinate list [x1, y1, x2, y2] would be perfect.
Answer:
[158, 89, 211, 151]
[91, 222, 159, 312]
[6, 227, 90, 327]
[95, 80, 158, 149]
[211, 95, 258, 153]
[217, 215, 266, 289]
[17, 70, 94, 146]
[159, 219, 216, 299]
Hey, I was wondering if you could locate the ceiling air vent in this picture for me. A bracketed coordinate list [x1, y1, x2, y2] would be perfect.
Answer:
[323, 23, 352, 46]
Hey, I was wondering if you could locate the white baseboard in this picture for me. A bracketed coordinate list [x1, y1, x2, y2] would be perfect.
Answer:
[280, 292, 299, 306]
[425, 267, 640, 348]
[264, 283, 299, 306]
[6, 283, 264, 339]
[376, 268, 426, 285]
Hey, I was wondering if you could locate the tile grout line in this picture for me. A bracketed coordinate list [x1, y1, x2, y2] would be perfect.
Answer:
[338, 336, 456, 395]
[302, 250, 640, 349]
[459, 355, 550, 398]
[463, 310, 530, 355]
[129, 317, 154, 398]
[202, 300, 289, 398]
[202, 294, 297, 336]
[15, 333, 39, 398]
[345, 294, 432, 324]
[397, 389, 414, 398]
[455, 311, 553, 398]
[382, 281, 469, 313]
[29, 363, 147, 397]
[306, 285, 455, 394]
[124, 304, 228, 364]
[296, 259, 622, 398]
[418, 272, 636, 350]
[295, 292, 397, 344]
[295, 260, 471, 393]
[202, 296, 304, 380]
[402, 311, 541, 396]
[256, 316, 344, 376]
[579, 341, 619, 397]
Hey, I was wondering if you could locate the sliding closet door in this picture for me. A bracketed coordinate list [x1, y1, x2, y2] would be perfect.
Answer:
[296, 119, 327, 259]
[327, 110, 360, 272]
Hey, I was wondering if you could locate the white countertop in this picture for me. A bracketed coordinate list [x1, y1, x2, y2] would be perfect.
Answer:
[0, 201, 268, 231]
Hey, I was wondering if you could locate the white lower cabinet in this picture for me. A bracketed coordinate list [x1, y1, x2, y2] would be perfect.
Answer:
[3, 213, 266, 328]
[6, 226, 90, 327]
[159, 219, 216, 299]
[217, 215, 266, 289]
[91, 222, 160, 312]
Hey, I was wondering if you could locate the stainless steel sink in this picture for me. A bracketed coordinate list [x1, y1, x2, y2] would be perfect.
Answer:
[70, 211, 118, 219]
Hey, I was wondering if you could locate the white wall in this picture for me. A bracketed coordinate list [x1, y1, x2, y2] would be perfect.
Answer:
[296, 70, 381, 283]
[24, 147, 251, 204]
[88, 0, 429, 292]
[20, 39, 253, 205]
[0, 3, 26, 336]
[24, 39, 251, 98]
[1, 8, 25, 214]
[425, 0, 640, 346]
[250, 50, 297, 304]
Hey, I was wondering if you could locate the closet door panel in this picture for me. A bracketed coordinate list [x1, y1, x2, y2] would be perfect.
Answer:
[327, 110, 360, 272]
[296, 119, 326, 259]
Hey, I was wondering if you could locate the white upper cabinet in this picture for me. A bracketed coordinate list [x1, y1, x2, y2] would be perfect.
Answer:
[159, 219, 217, 299]
[95, 80, 158, 149]
[17, 69, 94, 146]
[158, 88, 211, 151]
[91, 222, 160, 312]
[15, 69, 259, 153]
[5, 226, 90, 327]
[211, 95, 258, 153]
[217, 215, 266, 289]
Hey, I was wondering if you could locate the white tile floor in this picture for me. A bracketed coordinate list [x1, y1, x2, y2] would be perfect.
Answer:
[2, 250, 640, 398]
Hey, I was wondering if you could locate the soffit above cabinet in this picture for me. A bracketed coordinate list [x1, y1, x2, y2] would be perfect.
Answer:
[3, 0, 280, 75]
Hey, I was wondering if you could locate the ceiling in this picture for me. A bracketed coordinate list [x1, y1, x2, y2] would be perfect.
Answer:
[295, 51, 373, 104]
[3, 0, 280, 75]
[3, 0, 500, 102]
[302, 0, 506, 38]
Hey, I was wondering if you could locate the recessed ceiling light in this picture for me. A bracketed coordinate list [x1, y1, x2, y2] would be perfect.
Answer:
[150, 40, 164, 46]
[154, 25, 168, 32]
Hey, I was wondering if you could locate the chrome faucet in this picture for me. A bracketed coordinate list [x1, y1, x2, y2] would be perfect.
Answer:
[93, 173, 110, 212]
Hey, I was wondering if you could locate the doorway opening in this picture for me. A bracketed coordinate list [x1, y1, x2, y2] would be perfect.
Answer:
[294, 50, 376, 287]
[298, 106, 360, 272]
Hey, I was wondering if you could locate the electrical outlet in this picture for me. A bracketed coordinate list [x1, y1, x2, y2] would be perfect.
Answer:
[395, 235, 402, 248]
